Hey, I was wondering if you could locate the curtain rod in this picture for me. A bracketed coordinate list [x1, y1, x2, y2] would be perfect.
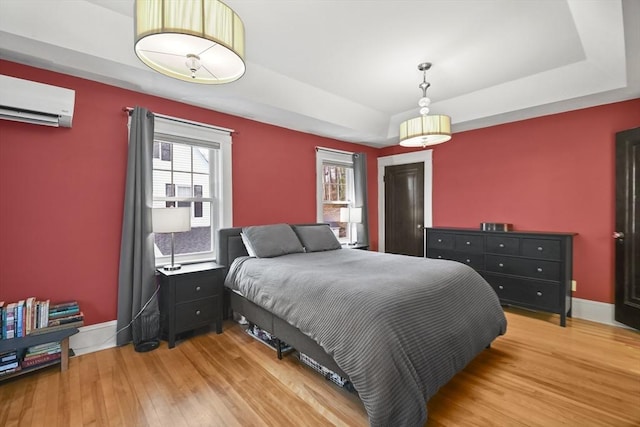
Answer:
[316, 146, 354, 155]
[123, 107, 235, 135]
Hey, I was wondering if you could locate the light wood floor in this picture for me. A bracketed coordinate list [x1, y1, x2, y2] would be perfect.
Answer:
[1, 308, 639, 427]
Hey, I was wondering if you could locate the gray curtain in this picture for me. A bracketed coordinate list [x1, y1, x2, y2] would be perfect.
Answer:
[353, 153, 369, 246]
[116, 107, 158, 346]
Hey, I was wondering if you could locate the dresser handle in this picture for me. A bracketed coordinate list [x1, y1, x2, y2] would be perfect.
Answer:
[195, 310, 201, 316]
[437, 238, 442, 243]
[196, 286, 201, 292]
[537, 267, 543, 272]
[437, 255, 442, 259]
[498, 285, 504, 290]
[499, 243, 505, 248]
[537, 246, 543, 251]
[466, 241, 471, 245]
[498, 263, 504, 267]
[466, 259, 471, 263]
[536, 291, 542, 297]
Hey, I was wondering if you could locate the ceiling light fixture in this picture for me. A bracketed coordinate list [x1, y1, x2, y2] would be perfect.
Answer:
[134, 0, 245, 84]
[399, 63, 451, 147]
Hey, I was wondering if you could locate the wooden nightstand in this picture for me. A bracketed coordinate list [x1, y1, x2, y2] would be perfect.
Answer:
[157, 262, 225, 348]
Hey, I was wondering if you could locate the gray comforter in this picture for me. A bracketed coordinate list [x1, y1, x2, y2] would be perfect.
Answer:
[225, 249, 507, 426]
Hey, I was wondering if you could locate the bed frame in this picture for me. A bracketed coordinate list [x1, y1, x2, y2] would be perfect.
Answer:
[217, 225, 349, 379]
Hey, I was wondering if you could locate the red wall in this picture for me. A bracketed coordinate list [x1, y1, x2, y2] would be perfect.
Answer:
[0, 60, 378, 325]
[381, 98, 640, 303]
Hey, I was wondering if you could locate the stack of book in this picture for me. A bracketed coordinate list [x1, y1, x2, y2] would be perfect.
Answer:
[0, 350, 20, 376]
[1, 298, 83, 339]
[21, 342, 62, 370]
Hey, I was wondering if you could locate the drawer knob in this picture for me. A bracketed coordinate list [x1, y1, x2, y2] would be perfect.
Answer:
[195, 310, 201, 316]
[466, 259, 471, 263]
[466, 241, 471, 245]
[536, 291, 542, 297]
[499, 243, 505, 248]
[437, 255, 442, 259]
[437, 238, 442, 243]
[537, 267, 543, 272]
[498, 263, 504, 268]
[196, 286, 201, 292]
[498, 285, 504, 290]
[537, 246, 543, 251]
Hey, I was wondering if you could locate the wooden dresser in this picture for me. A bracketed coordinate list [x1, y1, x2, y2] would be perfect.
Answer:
[426, 227, 575, 326]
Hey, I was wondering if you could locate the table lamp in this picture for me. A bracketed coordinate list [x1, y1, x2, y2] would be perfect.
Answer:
[340, 207, 362, 245]
[152, 207, 191, 270]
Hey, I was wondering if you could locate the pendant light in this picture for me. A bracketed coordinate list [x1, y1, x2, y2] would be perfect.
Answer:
[399, 63, 451, 147]
[134, 0, 245, 84]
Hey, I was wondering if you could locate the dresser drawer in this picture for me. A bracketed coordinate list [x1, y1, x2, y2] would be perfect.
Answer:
[175, 270, 223, 303]
[427, 249, 484, 270]
[486, 235, 520, 255]
[485, 255, 560, 282]
[483, 273, 560, 312]
[427, 232, 455, 250]
[454, 234, 484, 253]
[175, 297, 219, 333]
[521, 238, 561, 260]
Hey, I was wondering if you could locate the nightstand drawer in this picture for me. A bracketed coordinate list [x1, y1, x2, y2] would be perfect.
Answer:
[521, 238, 561, 260]
[175, 270, 223, 303]
[486, 235, 520, 255]
[485, 255, 560, 282]
[454, 234, 484, 253]
[175, 297, 219, 332]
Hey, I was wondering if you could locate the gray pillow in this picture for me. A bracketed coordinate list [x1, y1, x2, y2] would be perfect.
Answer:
[292, 224, 342, 252]
[241, 224, 304, 258]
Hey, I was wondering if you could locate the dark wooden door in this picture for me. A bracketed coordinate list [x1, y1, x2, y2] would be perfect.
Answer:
[615, 127, 640, 330]
[384, 162, 424, 256]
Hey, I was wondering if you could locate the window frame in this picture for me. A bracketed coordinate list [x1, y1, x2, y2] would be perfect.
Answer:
[316, 148, 355, 244]
[141, 115, 233, 266]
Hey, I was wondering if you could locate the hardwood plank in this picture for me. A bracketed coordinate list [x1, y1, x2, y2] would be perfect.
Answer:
[0, 308, 638, 426]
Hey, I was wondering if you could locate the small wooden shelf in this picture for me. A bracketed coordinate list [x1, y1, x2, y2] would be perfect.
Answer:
[0, 327, 79, 381]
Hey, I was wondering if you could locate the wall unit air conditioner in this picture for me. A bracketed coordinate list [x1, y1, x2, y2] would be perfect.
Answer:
[0, 75, 75, 128]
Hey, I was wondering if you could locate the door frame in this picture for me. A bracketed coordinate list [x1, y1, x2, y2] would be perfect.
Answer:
[377, 150, 433, 253]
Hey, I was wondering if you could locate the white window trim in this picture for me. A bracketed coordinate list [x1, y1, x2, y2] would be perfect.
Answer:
[316, 148, 355, 223]
[129, 113, 233, 266]
[377, 150, 433, 254]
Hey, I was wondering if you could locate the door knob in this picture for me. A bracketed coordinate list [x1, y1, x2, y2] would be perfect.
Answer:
[613, 231, 624, 239]
[417, 224, 422, 229]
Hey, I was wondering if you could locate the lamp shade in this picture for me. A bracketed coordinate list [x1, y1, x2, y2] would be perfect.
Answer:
[152, 207, 191, 233]
[399, 114, 452, 147]
[340, 207, 362, 224]
[134, 0, 245, 84]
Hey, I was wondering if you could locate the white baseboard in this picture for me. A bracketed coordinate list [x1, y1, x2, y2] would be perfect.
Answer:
[69, 320, 118, 356]
[572, 298, 632, 329]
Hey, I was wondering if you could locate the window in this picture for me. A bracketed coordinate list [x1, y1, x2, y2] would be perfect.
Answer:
[316, 149, 355, 244]
[146, 115, 233, 265]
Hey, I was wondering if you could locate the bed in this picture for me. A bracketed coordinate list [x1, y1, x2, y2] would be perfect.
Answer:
[218, 223, 507, 427]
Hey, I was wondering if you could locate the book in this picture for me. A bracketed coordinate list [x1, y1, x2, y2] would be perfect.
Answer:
[0, 301, 4, 340]
[28, 320, 83, 336]
[25, 297, 35, 335]
[21, 353, 61, 369]
[48, 313, 83, 327]
[0, 361, 19, 372]
[16, 300, 24, 338]
[0, 366, 21, 376]
[0, 351, 17, 363]
[5, 303, 16, 339]
[48, 301, 79, 311]
[48, 307, 80, 319]
[24, 347, 61, 358]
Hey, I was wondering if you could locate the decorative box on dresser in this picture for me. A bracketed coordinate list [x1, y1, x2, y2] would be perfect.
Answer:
[157, 262, 225, 348]
[426, 227, 576, 326]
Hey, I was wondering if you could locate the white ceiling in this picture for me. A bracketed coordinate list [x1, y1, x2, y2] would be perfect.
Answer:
[0, 0, 638, 148]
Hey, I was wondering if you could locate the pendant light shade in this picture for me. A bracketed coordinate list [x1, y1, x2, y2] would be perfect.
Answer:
[399, 62, 451, 148]
[399, 115, 451, 147]
[134, 0, 245, 84]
